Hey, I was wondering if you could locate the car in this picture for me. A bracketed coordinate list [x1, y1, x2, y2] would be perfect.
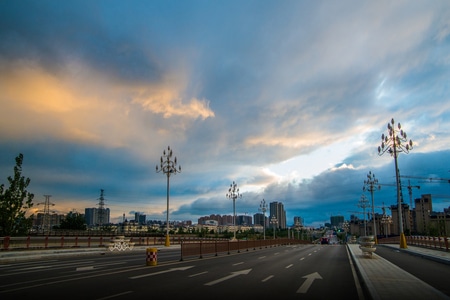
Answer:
[320, 237, 329, 244]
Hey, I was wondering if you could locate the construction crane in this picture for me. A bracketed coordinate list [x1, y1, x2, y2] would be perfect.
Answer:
[377, 181, 420, 208]
[430, 194, 450, 203]
[400, 175, 450, 184]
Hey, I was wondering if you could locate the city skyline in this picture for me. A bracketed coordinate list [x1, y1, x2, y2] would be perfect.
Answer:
[1, 1, 450, 228]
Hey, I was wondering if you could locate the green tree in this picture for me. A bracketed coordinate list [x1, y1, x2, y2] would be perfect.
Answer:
[0, 153, 35, 236]
[58, 211, 87, 231]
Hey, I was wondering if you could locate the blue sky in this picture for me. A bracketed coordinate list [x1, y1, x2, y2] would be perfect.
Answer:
[1, 0, 449, 227]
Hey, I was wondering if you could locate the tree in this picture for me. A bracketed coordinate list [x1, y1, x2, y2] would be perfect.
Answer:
[58, 211, 87, 231]
[0, 153, 35, 236]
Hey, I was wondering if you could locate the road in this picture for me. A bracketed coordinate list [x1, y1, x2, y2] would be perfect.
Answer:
[0, 244, 363, 299]
[375, 245, 450, 297]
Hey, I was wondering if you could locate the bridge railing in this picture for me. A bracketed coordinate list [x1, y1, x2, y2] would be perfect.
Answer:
[179, 238, 311, 260]
[0, 235, 310, 252]
[0, 235, 228, 251]
[377, 235, 449, 252]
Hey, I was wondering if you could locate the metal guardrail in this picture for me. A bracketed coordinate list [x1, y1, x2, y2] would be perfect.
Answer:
[179, 238, 312, 260]
[0, 235, 229, 250]
[377, 235, 449, 252]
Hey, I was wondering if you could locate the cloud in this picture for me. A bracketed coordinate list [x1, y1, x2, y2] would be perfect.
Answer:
[1, 0, 450, 228]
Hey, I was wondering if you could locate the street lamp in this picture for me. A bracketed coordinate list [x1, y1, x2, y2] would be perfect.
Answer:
[363, 171, 380, 244]
[295, 221, 301, 239]
[381, 213, 392, 238]
[270, 215, 278, 239]
[226, 181, 241, 241]
[259, 199, 267, 240]
[358, 194, 370, 236]
[378, 118, 413, 249]
[156, 146, 181, 247]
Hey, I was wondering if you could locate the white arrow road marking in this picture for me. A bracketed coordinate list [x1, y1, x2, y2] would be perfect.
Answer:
[296, 272, 323, 293]
[129, 266, 194, 279]
[204, 269, 252, 286]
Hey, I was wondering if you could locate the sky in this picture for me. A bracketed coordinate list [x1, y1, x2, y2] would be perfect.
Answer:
[1, 0, 450, 228]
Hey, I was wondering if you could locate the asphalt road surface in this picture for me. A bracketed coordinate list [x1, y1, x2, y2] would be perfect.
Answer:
[375, 245, 450, 297]
[0, 244, 364, 300]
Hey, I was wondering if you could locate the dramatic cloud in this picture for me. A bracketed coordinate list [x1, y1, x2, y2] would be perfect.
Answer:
[1, 0, 449, 227]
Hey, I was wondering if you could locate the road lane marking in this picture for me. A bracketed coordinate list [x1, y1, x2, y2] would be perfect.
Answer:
[96, 291, 133, 299]
[233, 262, 244, 266]
[262, 275, 274, 282]
[297, 272, 323, 293]
[189, 271, 208, 277]
[286, 264, 293, 268]
[204, 269, 252, 286]
[76, 266, 95, 271]
[129, 266, 194, 279]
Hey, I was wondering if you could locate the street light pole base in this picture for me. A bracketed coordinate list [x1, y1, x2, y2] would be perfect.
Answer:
[165, 235, 170, 247]
[399, 233, 407, 249]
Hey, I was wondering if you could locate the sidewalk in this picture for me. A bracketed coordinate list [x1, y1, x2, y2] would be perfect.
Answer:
[347, 243, 450, 300]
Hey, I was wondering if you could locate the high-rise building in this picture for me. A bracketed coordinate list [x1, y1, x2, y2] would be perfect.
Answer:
[85, 207, 110, 226]
[135, 212, 146, 225]
[293, 216, 303, 227]
[269, 201, 286, 229]
[254, 213, 268, 228]
[414, 194, 433, 234]
[330, 215, 344, 228]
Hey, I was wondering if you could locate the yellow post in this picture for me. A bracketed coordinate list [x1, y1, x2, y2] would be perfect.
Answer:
[399, 233, 407, 249]
[146, 248, 158, 266]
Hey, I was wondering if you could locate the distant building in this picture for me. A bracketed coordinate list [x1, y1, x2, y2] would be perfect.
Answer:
[293, 216, 303, 227]
[237, 215, 252, 226]
[269, 201, 286, 229]
[254, 213, 268, 228]
[330, 215, 344, 228]
[32, 213, 65, 230]
[85, 207, 110, 226]
[135, 212, 146, 225]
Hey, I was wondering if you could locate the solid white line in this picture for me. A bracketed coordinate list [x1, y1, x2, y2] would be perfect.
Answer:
[76, 266, 95, 271]
[189, 271, 208, 277]
[346, 246, 365, 300]
[261, 275, 274, 282]
[96, 291, 133, 300]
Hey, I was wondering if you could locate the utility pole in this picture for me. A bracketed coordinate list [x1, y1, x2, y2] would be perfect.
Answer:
[97, 189, 106, 227]
[37, 195, 55, 235]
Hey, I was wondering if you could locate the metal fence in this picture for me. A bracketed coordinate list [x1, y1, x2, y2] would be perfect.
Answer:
[180, 238, 312, 260]
[0, 235, 229, 251]
[377, 235, 449, 251]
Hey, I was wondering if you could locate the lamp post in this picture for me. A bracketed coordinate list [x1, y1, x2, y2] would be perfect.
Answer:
[259, 199, 267, 240]
[270, 215, 278, 239]
[295, 221, 301, 239]
[226, 181, 241, 241]
[381, 214, 392, 238]
[156, 146, 181, 247]
[363, 171, 380, 244]
[358, 194, 370, 236]
[378, 118, 413, 249]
